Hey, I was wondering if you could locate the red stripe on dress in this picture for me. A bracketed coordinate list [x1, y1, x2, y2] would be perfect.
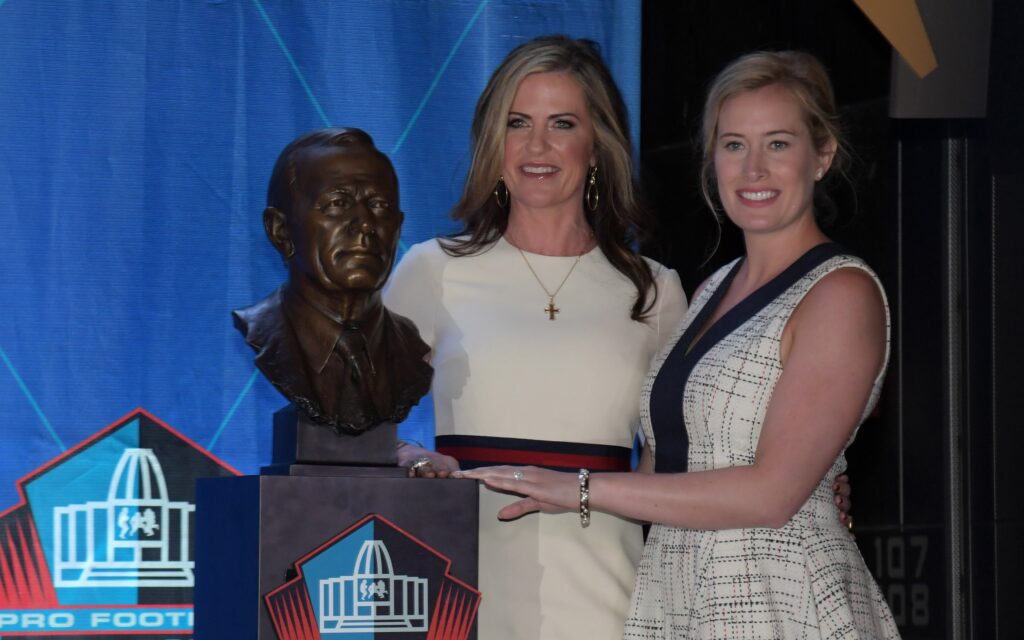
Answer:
[436, 446, 630, 471]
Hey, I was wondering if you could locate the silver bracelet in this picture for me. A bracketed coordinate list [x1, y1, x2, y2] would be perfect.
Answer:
[578, 468, 591, 528]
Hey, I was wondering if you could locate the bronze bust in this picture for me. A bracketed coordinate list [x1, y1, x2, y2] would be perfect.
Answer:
[233, 128, 432, 435]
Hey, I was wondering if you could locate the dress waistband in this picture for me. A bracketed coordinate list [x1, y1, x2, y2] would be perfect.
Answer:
[435, 435, 632, 472]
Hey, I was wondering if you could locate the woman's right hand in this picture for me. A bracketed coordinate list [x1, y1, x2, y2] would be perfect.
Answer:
[396, 443, 461, 478]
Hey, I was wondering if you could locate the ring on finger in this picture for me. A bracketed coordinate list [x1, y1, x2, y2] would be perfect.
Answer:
[512, 470, 524, 481]
[410, 457, 432, 471]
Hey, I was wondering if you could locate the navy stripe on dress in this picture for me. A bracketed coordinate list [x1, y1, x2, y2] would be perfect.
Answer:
[649, 243, 846, 473]
[436, 435, 632, 472]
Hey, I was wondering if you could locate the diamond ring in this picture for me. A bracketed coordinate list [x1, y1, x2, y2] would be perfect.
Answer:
[512, 470, 524, 481]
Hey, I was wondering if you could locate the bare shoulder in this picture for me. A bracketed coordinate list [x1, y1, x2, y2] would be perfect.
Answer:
[793, 266, 887, 344]
[806, 267, 884, 316]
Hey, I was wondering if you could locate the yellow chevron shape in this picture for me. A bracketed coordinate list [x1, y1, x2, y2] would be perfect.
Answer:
[853, 0, 938, 77]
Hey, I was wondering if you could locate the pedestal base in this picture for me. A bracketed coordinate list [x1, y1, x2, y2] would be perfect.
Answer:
[270, 404, 398, 467]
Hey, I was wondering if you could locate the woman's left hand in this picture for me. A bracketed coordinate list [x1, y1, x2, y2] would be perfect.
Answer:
[834, 473, 852, 525]
[456, 466, 578, 519]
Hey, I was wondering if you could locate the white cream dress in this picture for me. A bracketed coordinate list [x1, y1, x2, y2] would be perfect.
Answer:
[384, 237, 687, 640]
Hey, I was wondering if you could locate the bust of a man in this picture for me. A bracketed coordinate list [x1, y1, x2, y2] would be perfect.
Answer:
[233, 128, 431, 435]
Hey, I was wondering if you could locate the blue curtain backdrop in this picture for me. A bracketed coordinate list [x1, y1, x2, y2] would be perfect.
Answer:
[0, 1, 638, 633]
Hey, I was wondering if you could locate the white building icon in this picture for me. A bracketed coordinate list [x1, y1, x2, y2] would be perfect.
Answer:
[53, 448, 195, 587]
[319, 539, 429, 633]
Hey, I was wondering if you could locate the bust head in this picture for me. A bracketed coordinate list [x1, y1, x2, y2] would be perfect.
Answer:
[234, 128, 431, 440]
[264, 128, 403, 298]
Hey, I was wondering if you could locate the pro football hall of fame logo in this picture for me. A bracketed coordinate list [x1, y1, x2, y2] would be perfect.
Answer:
[0, 408, 239, 637]
[265, 514, 480, 640]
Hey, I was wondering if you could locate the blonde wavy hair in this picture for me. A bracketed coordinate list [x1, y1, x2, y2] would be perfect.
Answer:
[444, 35, 656, 320]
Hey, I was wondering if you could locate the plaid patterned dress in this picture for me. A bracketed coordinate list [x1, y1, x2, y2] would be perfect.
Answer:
[624, 244, 901, 639]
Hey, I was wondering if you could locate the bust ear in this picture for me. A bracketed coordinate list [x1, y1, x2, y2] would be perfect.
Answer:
[263, 207, 294, 259]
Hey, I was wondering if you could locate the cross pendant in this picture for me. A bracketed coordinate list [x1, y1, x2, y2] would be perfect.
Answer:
[544, 298, 560, 320]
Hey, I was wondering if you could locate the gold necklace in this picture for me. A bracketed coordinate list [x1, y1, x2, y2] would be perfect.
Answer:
[515, 246, 585, 320]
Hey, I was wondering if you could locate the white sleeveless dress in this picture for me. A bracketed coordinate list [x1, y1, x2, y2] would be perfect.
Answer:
[384, 237, 688, 640]
[625, 245, 901, 639]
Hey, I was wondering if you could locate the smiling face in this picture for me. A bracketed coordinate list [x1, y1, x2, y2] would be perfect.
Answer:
[713, 83, 835, 236]
[501, 71, 596, 216]
[287, 144, 402, 293]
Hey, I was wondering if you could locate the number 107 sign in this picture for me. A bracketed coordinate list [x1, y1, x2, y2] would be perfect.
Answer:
[859, 528, 942, 637]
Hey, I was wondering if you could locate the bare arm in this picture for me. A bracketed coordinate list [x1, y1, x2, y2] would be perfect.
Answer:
[635, 443, 654, 474]
[462, 268, 883, 528]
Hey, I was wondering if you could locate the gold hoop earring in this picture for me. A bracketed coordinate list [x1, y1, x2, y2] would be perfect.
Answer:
[494, 176, 510, 208]
[585, 166, 599, 212]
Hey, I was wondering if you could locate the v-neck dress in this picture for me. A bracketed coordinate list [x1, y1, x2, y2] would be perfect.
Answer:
[624, 245, 900, 639]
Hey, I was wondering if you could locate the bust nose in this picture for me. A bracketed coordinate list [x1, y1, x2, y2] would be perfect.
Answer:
[357, 220, 377, 248]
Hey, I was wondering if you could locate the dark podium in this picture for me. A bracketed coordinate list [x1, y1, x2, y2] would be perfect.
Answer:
[194, 408, 479, 640]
